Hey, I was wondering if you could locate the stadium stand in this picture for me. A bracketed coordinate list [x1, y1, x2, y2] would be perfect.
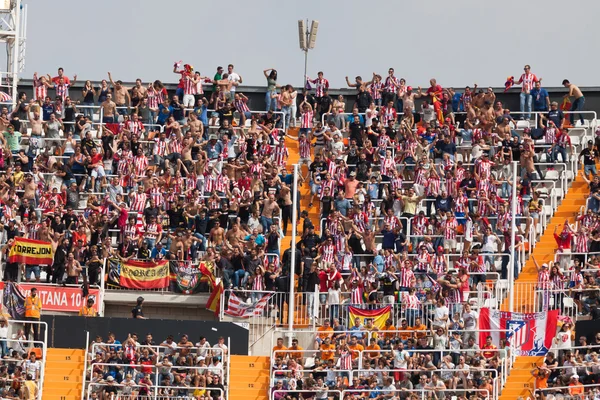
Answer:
[0, 61, 597, 400]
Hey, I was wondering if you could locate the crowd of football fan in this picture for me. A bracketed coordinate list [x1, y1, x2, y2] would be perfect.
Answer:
[0, 62, 599, 398]
[86, 332, 228, 400]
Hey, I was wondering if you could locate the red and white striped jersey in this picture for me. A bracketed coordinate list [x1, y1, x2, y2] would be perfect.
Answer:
[182, 75, 195, 96]
[144, 223, 161, 239]
[320, 244, 336, 264]
[378, 134, 391, 151]
[130, 192, 148, 212]
[34, 81, 47, 101]
[26, 223, 40, 240]
[299, 137, 311, 158]
[234, 98, 250, 114]
[432, 255, 448, 275]
[381, 106, 397, 127]
[391, 177, 403, 192]
[252, 274, 264, 291]
[133, 155, 148, 178]
[425, 177, 441, 196]
[497, 212, 511, 232]
[544, 127, 558, 144]
[399, 267, 415, 288]
[384, 76, 398, 93]
[475, 159, 493, 181]
[411, 216, 428, 235]
[415, 252, 431, 274]
[447, 286, 461, 304]
[369, 81, 383, 100]
[551, 274, 564, 291]
[402, 293, 420, 310]
[300, 111, 314, 129]
[215, 174, 229, 193]
[125, 120, 144, 135]
[455, 167, 466, 183]
[573, 232, 589, 253]
[249, 162, 262, 179]
[148, 187, 163, 204]
[383, 253, 394, 269]
[168, 138, 182, 154]
[55, 83, 69, 102]
[320, 179, 335, 200]
[273, 145, 289, 167]
[339, 350, 353, 370]
[477, 197, 489, 216]
[122, 224, 139, 241]
[381, 157, 396, 177]
[454, 195, 467, 213]
[537, 270, 550, 289]
[443, 218, 458, 240]
[469, 255, 485, 273]
[153, 139, 168, 156]
[117, 150, 132, 175]
[147, 91, 158, 109]
[350, 285, 363, 305]
[353, 211, 368, 233]
[414, 168, 427, 186]
[518, 73, 539, 93]
[311, 78, 329, 97]
[384, 215, 401, 230]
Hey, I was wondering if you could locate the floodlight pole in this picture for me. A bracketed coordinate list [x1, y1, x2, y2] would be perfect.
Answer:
[303, 19, 309, 87]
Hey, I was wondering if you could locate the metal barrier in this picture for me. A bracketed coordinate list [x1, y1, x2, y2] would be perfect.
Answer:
[84, 339, 230, 400]
[86, 383, 224, 400]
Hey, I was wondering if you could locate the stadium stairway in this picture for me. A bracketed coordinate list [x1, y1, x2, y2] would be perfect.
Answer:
[43, 348, 85, 400]
[229, 355, 270, 400]
[499, 171, 587, 399]
[282, 127, 321, 252]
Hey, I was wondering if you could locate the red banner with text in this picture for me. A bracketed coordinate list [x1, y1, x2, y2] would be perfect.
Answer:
[0, 283, 100, 313]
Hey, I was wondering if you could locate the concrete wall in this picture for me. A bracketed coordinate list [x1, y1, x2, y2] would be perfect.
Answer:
[103, 303, 216, 320]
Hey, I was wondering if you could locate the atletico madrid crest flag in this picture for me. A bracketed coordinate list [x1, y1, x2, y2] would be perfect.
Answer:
[348, 306, 391, 330]
[479, 308, 559, 356]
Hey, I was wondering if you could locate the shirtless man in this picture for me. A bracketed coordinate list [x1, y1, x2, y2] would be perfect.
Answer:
[101, 93, 117, 123]
[185, 112, 203, 138]
[107, 72, 131, 115]
[259, 193, 280, 233]
[225, 223, 246, 252]
[484, 87, 496, 106]
[494, 116, 512, 139]
[28, 112, 44, 151]
[216, 75, 234, 99]
[20, 173, 36, 202]
[133, 78, 148, 99]
[562, 79, 585, 126]
[402, 86, 423, 126]
[209, 220, 225, 249]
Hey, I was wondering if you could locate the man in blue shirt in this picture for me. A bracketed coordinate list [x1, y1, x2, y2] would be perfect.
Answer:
[530, 81, 550, 112]
[150, 242, 167, 260]
[334, 191, 351, 216]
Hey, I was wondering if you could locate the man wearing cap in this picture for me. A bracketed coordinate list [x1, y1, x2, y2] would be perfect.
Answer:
[132, 296, 147, 319]
[579, 139, 598, 179]
[568, 374, 584, 396]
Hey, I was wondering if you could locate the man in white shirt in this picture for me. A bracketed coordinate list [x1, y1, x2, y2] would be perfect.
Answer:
[462, 303, 478, 342]
[195, 336, 211, 362]
[227, 64, 242, 99]
[392, 342, 409, 381]
[212, 336, 228, 360]
[23, 352, 42, 380]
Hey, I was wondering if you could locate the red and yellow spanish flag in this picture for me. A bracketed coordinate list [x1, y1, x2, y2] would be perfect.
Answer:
[348, 305, 391, 330]
[199, 262, 216, 286]
[8, 237, 53, 265]
[206, 281, 223, 316]
[119, 259, 170, 289]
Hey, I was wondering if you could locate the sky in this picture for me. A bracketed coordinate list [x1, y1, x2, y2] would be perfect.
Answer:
[18, 0, 600, 89]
